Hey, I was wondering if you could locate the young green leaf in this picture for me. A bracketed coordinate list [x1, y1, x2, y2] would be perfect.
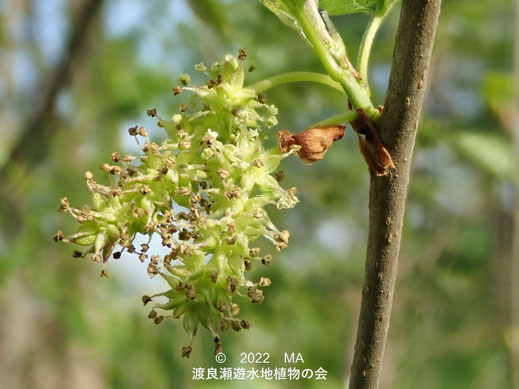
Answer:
[260, 0, 302, 32]
[320, 0, 378, 15]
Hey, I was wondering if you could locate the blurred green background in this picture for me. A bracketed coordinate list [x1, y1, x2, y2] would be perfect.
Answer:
[0, 0, 518, 388]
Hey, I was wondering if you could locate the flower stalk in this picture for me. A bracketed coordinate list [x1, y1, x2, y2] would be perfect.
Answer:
[247, 71, 344, 94]
[292, 3, 380, 119]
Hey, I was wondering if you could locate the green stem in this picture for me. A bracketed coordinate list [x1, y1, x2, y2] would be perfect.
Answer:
[312, 111, 358, 127]
[294, 6, 379, 120]
[357, 15, 384, 91]
[357, 3, 399, 93]
[247, 71, 344, 94]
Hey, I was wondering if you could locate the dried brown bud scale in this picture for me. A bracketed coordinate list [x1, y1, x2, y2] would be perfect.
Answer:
[277, 125, 346, 163]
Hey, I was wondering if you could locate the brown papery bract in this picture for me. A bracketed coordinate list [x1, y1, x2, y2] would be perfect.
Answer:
[277, 124, 345, 163]
[351, 109, 395, 176]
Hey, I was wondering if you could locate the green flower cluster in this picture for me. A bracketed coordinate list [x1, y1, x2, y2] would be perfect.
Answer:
[55, 54, 299, 357]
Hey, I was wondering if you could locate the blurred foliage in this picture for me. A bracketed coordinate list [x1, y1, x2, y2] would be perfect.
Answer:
[0, 0, 517, 388]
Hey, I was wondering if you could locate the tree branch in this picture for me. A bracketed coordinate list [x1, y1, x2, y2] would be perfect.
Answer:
[349, 1, 442, 388]
[0, 0, 104, 175]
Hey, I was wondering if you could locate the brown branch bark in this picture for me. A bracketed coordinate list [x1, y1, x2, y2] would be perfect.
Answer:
[348, 1, 442, 388]
[0, 0, 103, 175]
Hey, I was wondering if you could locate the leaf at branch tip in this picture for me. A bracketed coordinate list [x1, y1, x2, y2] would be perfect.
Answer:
[261, 0, 302, 32]
[320, 0, 378, 15]
[277, 125, 346, 163]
